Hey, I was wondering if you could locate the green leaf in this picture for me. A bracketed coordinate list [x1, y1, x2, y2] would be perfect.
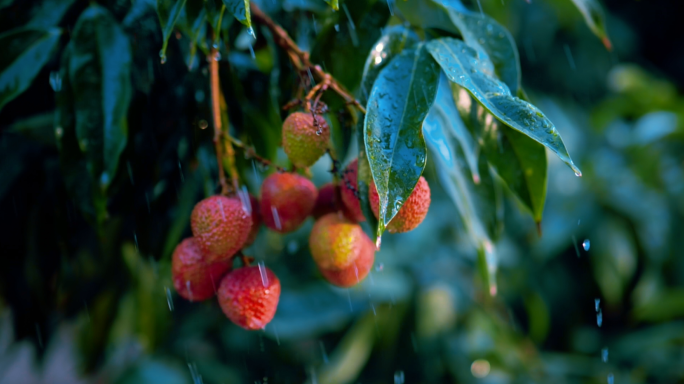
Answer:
[569, 0, 612, 50]
[357, 25, 420, 238]
[423, 82, 497, 295]
[451, 85, 547, 222]
[324, 0, 339, 10]
[394, 0, 459, 34]
[69, 5, 132, 191]
[0, 27, 61, 112]
[156, 0, 188, 60]
[439, 0, 522, 95]
[426, 37, 581, 175]
[365, 45, 440, 237]
[26, 0, 77, 28]
[222, 0, 251, 30]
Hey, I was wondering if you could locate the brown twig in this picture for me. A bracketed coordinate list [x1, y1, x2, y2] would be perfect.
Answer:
[209, 38, 229, 195]
[228, 136, 286, 172]
[218, 87, 240, 192]
[250, 3, 366, 114]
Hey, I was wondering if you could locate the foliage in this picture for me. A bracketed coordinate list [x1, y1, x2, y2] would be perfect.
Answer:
[1, 0, 683, 383]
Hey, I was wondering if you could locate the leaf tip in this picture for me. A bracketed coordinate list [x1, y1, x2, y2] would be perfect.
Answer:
[601, 36, 613, 51]
[536, 221, 542, 237]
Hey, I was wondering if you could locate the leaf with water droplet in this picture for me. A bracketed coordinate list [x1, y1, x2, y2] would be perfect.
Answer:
[156, 0, 187, 60]
[365, 45, 439, 238]
[569, 0, 612, 50]
[69, 5, 132, 192]
[356, 26, 420, 239]
[427, 38, 581, 175]
[0, 27, 61, 113]
[222, 0, 252, 30]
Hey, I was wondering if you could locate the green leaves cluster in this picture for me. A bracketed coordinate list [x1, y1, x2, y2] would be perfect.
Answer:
[359, 0, 586, 292]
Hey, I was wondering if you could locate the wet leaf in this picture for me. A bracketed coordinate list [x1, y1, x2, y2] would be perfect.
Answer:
[423, 86, 497, 295]
[452, 86, 547, 221]
[69, 5, 132, 191]
[222, 0, 251, 29]
[438, 0, 522, 95]
[365, 45, 439, 237]
[357, 25, 420, 237]
[569, 0, 612, 50]
[157, 0, 187, 60]
[26, 0, 77, 28]
[427, 37, 581, 175]
[394, 0, 459, 34]
[0, 27, 61, 112]
[324, 0, 339, 10]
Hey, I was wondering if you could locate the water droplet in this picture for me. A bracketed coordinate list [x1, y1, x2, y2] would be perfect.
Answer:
[100, 172, 110, 188]
[375, 235, 382, 250]
[601, 347, 608, 362]
[574, 171, 582, 177]
[319, 341, 329, 364]
[258, 261, 269, 287]
[607, 373, 614, 384]
[198, 120, 209, 129]
[215, 52, 221, 61]
[470, 360, 490, 378]
[393, 370, 405, 384]
[248, 27, 256, 39]
[186, 280, 193, 301]
[159, 49, 167, 64]
[271, 206, 282, 230]
[49, 71, 62, 92]
[582, 239, 591, 251]
[166, 287, 174, 311]
[597, 308, 603, 327]
[54, 126, 63, 139]
[334, 24, 340, 32]
[595, 298, 601, 312]
[375, 263, 384, 272]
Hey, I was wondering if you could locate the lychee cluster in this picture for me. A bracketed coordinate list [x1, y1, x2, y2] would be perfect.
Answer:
[171, 194, 280, 330]
[172, 109, 431, 331]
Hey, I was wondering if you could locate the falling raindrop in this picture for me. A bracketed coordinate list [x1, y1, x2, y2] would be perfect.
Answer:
[583, 239, 591, 251]
[319, 341, 329, 364]
[595, 298, 601, 312]
[375, 262, 384, 272]
[186, 280, 193, 301]
[563, 44, 576, 71]
[248, 44, 256, 59]
[258, 261, 269, 287]
[334, 24, 340, 32]
[347, 289, 353, 312]
[271, 206, 282, 230]
[393, 370, 405, 384]
[375, 235, 382, 250]
[134, 232, 139, 252]
[607, 373, 614, 384]
[386, 0, 394, 15]
[572, 235, 580, 258]
[601, 347, 609, 362]
[188, 362, 203, 384]
[166, 287, 174, 311]
[198, 119, 209, 129]
[597, 308, 603, 327]
[49, 71, 62, 92]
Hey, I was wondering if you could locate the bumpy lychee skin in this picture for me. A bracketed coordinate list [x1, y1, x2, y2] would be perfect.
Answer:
[319, 242, 375, 288]
[309, 213, 375, 287]
[282, 112, 330, 168]
[370, 176, 431, 233]
[172, 238, 232, 302]
[340, 159, 365, 222]
[191, 195, 252, 261]
[244, 195, 261, 246]
[260, 172, 317, 233]
[217, 265, 281, 330]
[312, 183, 340, 219]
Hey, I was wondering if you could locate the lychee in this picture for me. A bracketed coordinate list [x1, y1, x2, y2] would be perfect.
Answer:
[172, 237, 232, 302]
[282, 112, 330, 168]
[312, 183, 340, 219]
[217, 265, 281, 330]
[370, 176, 431, 233]
[309, 213, 375, 287]
[260, 172, 317, 233]
[191, 195, 252, 261]
[339, 159, 365, 222]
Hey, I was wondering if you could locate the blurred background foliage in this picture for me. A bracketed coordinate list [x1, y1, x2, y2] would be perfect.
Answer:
[1, 0, 684, 383]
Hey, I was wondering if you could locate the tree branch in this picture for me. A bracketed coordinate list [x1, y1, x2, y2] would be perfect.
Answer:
[210, 42, 229, 195]
[250, 3, 366, 114]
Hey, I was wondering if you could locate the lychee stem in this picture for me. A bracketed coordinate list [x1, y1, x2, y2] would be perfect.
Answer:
[209, 32, 230, 196]
[226, 136, 285, 172]
[250, 3, 366, 115]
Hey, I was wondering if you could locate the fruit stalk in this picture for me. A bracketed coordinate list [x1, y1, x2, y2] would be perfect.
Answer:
[226, 135, 285, 172]
[209, 35, 230, 195]
[250, 3, 366, 114]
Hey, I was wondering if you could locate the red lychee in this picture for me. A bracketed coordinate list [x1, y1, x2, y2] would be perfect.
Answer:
[370, 176, 431, 233]
[339, 159, 365, 222]
[309, 213, 375, 287]
[217, 265, 281, 330]
[312, 183, 340, 219]
[172, 237, 232, 302]
[282, 112, 330, 168]
[260, 172, 317, 233]
[191, 195, 252, 261]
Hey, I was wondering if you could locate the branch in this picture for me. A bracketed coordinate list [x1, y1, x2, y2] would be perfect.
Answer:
[209, 42, 229, 195]
[250, 3, 366, 114]
[227, 136, 286, 172]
